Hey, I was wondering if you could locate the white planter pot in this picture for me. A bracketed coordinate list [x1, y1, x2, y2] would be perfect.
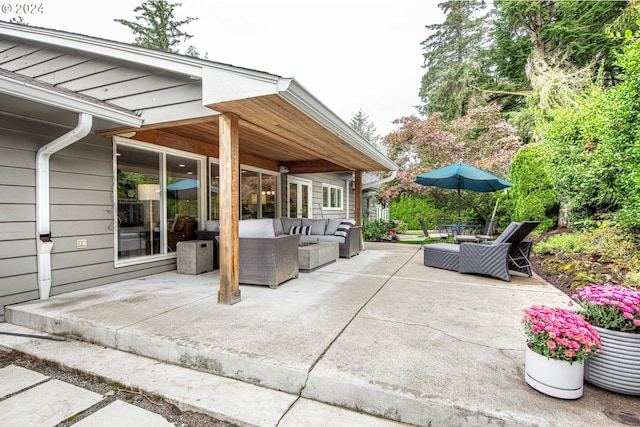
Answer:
[585, 326, 640, 396]
[524, 345, 584, 399]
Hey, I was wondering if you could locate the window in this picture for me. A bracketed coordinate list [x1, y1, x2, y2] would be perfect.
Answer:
[115, 139, 205, 263]
[210, 161, 279, 220]
[322, 184, 343, 210]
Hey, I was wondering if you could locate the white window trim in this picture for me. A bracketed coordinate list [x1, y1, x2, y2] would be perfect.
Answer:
[322, 183, 343, 210]
[113, 137, 207, 267]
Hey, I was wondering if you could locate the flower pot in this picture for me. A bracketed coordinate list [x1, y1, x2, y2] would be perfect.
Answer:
[584, 326, 640, 396]
[524, 345, 584, 399]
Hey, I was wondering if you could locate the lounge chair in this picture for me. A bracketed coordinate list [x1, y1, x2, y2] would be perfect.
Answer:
[418, 216, 448, 240]
[423, 221, 539, 281]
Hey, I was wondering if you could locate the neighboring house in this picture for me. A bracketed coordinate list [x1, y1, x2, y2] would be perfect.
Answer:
[0, 22, 397, 317]
[361, 172, 395, 222]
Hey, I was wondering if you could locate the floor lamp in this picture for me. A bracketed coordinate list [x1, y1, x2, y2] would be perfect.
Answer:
[138, 184, 160, 254]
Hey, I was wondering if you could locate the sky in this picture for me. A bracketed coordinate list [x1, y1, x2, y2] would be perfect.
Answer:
[3, 0, 444, 136]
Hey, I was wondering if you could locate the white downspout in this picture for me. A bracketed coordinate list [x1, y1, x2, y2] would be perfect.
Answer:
[345, 174, 354, 219]
[36, 113, 93, 299]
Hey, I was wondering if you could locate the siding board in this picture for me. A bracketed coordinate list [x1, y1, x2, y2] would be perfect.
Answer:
[53, 235, 114, 252]
[0, 222, 33, 241]
[0, 44, 41, 64]
[0, 204, 35, 222]
[2, 47, 64, 71]
[52, 259, 175, 285]
[105, 83, 201, 109]
[50, 188, 111, 205]
[51, 156, 112, 177]
[51, 172, 112, 191]
[0, 166, 34, 186]
[80, 73, 191, 99]
[0, 147, 35, 168]
[19, 53, 94, 78]
[0, 186, 35, 203]
[0, 255, 36, 277]
[0, 239, 35, 258]
[51, 220, 112, 237]
[52, 248, 113, 269]
[0, 274, 37, 294]
[39, 58, 117, 85]
[51, 205, 113, 221]
[62, 67, 152, 92]
[51, 263, 175, 296]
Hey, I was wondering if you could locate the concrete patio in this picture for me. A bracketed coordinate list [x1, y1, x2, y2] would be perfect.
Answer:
[1, 242, 638, 426]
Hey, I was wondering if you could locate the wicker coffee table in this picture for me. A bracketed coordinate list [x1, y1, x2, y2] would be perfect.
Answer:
[298, 242, 339, 272]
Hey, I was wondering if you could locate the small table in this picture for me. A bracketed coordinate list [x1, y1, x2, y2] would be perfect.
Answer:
[298, 242, 339, 272]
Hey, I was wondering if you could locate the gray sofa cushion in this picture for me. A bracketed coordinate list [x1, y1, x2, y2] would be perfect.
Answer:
[281, 218, 301, 233]
[239, 219, 275, 238]
[325, 218, 343, 235]
[317, 235, 345, 244]
[302, 219, 327, 235]
[299, 235, 319, 244]
[272, 218, 284, 235]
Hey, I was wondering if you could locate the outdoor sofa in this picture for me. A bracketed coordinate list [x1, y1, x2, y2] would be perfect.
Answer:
[205, 217, 361, 288]
[205, 217, 361, 259]
[422, 221, 540, 282]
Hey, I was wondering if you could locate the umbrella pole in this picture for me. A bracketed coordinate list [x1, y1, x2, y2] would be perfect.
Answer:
[457, 188, 461, 226]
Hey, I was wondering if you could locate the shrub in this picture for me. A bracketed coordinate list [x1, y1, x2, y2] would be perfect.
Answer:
[533, 232, 585, 255]
[362, 219, 394, 242]
[510, 144, 559, 233]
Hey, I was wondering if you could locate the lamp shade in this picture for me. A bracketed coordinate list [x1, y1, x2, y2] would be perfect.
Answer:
[138, 184, 160, 201]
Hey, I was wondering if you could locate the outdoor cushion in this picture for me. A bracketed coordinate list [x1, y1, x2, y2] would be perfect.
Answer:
[272, 218, 285, 235]
[281, 217, 301, 233]
[205, 220, 219, 231]
[302, 219, 327, 235]
[239, 218, 275, 238]
[334, 219, 356, 238]
[494, 222, 520, 244]
[325, 218, 343, 235]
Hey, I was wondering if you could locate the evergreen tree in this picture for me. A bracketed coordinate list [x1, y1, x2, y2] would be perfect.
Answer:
[490, 0, 626, 92]
[419, 0, 488, 120]
[349, 110, 384, 153]
[115, 0, 197, 52]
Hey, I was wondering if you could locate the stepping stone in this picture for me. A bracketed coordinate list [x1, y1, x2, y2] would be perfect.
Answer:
[0, 365, 48, 398]
[0, 379, 102, 427]
[74, 400, 174, 426]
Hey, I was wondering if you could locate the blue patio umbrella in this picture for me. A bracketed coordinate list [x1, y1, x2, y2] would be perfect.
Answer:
[413, 161, 513, 225]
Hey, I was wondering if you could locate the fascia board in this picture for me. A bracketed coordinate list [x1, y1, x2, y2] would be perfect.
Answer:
[201, 67, 280, 104]
[278, 78, 398, 171]
[0, 74, 142, 127]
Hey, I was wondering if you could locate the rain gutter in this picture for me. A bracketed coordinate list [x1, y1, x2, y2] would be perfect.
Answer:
[36, 113, 93, 299]
[362, 170, 398, 189]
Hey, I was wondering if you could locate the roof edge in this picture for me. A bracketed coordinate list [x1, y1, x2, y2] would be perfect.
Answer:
[0, 72, 142, 127]
[277, 78, 398, 171]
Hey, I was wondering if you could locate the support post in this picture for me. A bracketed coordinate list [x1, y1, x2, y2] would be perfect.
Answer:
[218, 113, 241, 304]
[354, 171, 362, 226]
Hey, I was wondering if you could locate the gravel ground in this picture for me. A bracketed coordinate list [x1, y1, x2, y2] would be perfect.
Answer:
[0, 349, 237, 427]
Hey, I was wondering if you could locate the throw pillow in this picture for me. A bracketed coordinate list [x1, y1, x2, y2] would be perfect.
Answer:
[290, 225, 312, 235]
[334, 219, 355, 238]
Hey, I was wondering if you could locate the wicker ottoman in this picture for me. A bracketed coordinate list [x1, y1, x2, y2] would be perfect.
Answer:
[423, 243, 460, 272]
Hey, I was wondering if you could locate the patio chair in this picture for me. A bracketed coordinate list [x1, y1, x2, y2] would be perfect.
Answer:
[418, 216, 448, 240]
[423, 221, 540, 281]
[453, 219, 496, 244]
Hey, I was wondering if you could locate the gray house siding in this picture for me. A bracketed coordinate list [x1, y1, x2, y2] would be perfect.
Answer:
[0, 117, 174, 321]
[296, 172, 355, 220]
